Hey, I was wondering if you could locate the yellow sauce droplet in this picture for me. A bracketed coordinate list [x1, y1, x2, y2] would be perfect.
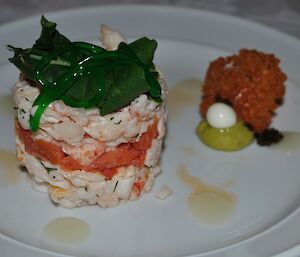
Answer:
[0, 149, 20, 186]
[222, 177, 235, 189]
[43, 217, 90, 245]
[272, 132, 300, 153]
[0, 94, 15, 118]
[181, 147, 195, 156]
[168, 79, 202, 119]
[177, 164, 236, 226]
[196, 120, 254, 151]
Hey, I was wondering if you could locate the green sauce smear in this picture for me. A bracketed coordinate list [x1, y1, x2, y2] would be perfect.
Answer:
[196, 120, 254, 151]
[7, 16, 162, 132]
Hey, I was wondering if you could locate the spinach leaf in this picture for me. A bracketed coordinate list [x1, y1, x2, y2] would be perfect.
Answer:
[62, 71, 106, 108]
[100, 65, 150, 115]
[128, 37, 157, 67]
[7, 45, 38, 81]
[7, 16, 73, 82]
[7, 16, 162, 132]
[33, 15, 71, 52]
[118, 41, 161, 100]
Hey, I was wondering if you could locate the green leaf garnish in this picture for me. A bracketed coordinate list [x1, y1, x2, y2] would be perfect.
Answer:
[7, 16, 162, 132]
[46, 167, 56, 173]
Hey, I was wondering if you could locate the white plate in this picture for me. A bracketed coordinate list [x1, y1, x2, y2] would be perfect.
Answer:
[1, 5, 300, 257]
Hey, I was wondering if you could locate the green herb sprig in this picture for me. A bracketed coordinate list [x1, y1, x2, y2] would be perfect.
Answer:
[7, 16, 162, 132]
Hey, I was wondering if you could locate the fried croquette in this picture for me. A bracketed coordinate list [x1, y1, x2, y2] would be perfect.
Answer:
[200, 49, 286, 133]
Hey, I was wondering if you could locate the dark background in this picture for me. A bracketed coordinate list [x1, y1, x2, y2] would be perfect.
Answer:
[1, 0, 300, 38]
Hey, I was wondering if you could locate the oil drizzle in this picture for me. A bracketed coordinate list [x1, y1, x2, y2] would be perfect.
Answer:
[177, 164, 236, 226]
[271, 132, 300, 154]
[168, 79, 202, 119]
[181, 146, 195, 156]
[43, 217, 90, 245]
[0, 149, 20, 186]
[0, 94, 15, 118]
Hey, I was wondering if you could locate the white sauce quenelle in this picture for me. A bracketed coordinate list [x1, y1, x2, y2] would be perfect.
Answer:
[206, 103, 237, 129]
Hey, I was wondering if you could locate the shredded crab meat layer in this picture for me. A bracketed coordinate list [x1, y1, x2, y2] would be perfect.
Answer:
[13, 80, 166, 167]
[18, 140, 160, 208]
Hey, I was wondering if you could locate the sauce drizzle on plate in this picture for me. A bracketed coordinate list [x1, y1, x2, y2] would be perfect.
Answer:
[0, 149, 20, 186]
[168, 79, 202, 119]
[177, 164, 236, 226]
[0, 94, 15, 118]
[181, 146, 195, 156]
[43, 217, 90, 245]
[271, 132, 300, 154]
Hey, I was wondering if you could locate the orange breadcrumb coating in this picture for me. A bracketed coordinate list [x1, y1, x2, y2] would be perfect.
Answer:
[200, 49, 286, 133]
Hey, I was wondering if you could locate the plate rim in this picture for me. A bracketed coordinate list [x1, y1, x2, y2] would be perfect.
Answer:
[1, 4, 300, 257]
